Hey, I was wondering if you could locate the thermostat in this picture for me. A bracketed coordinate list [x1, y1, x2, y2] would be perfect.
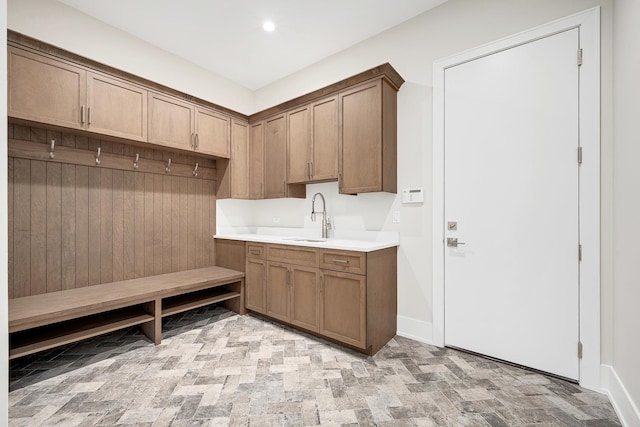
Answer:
[402, 188, 424, 204]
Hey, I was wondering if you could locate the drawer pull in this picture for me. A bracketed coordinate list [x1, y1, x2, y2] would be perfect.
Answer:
[250, 250, 261, 255]
[332, 259, 349, 265]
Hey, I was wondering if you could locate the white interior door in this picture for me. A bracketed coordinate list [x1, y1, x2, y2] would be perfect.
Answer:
[444, 29, 580, 380]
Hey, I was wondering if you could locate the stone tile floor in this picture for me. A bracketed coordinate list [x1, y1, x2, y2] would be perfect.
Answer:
[9, 306, 621, 426]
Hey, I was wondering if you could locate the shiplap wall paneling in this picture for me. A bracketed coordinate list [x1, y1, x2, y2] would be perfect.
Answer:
[7, 124, 217, 298]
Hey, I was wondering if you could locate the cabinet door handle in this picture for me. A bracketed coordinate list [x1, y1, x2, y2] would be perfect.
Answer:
[332, 259, 349, 265]
[310, 162, 313, 179]
[81, 105, 86, 124]
[196, 133, 199, 149]
[88, 107, 92, 125]
[320, 274, 323, 293]
[305, 162, 309, 179]
[286, 269, 291, 285]
[191, 133, 195, 149]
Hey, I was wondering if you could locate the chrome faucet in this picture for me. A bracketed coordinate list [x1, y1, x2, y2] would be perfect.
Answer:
[311, 192, 331, 239]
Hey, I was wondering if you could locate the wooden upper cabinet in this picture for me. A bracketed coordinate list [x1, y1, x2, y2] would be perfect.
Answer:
[249, 122, 265, 199]
[287, 105, 312, 184]
[87, 72, 147, 142]
[311, 96, 339, 181]
[216, 119, 249, 199]
[339, 79, 397, 194]
[264, 114, 287, 198]
[195, 107, 230, 157]
[148, 92, 195, 151]
[8, 48, 148, 142]
[148, 93, 234, 157]
[230, 120, 250, 199]
[287, 96, 338, 184]
[8, 47, 86, 130]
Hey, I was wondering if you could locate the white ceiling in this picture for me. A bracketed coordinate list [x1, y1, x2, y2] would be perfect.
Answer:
[57, 0, 446, 90]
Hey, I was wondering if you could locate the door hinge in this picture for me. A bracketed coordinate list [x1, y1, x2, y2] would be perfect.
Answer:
[578, 341, 583, 359]
[579, 244, 582, 262]
[577, 48, 583, 66]
[578, 147, 583, 165]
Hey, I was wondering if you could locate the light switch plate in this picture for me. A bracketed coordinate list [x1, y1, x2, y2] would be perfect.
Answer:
[392, 211, 401, 224]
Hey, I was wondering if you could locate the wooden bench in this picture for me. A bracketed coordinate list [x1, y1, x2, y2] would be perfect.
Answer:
[8, 266, 245, 360]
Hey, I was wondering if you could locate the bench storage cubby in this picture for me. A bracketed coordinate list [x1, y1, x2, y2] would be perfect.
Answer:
[9, 266, 245, 360]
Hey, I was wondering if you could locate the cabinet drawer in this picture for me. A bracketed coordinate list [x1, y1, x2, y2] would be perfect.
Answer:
[267, 244, 318, 267]
[246, 243, 265, 259]
[319, 249, 366, 275]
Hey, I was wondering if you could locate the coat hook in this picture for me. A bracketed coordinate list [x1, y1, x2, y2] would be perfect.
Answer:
[96, 147, 101, 165]
[192, 162, 198, 177]
[49, 139, 55, 159]
[165, 158, 171, 173]
[134, 153, 139, 170]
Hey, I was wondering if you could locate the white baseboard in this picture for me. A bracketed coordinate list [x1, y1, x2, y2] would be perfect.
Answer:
[601, 364, 640, 427]
[396, 316, 434, 345]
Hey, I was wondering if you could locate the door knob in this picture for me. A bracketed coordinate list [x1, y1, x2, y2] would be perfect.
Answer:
[447, 237, 465, 247]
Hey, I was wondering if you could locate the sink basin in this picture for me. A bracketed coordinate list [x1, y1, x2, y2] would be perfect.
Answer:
[283, 237, 327, 243]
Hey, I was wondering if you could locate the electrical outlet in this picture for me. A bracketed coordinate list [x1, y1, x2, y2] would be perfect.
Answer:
[272, 216, 280, 224]
[392, 211, 401, 224]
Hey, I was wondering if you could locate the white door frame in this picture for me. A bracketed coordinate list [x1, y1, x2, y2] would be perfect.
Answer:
[432, 7, 600, 390]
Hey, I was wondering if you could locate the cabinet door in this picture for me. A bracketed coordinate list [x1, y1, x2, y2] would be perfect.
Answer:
[246, 258, 266, 313]
[230, 120, 250, 199]
[264, 114, 287, 198]
[311, 96, 339, 181]
[196, 107, 230, 157]
[8, 47, 86, 130]
[290, 266, 320, 333]
[287, 105, 311, 183]
[339, 80, 382, 194]
[266, 262, 290, 322]
[87, 72, 147, 142]
[249, 122, 264, 199]
[320, 270, 367, 349]
[148, 92, 194, 151]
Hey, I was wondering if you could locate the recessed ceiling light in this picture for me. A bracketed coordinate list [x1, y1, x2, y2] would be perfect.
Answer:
[263, 21, 275, 32]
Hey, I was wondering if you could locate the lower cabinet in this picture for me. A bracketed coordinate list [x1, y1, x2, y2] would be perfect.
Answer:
[266, 263, 320, 332]
[290, 266, 320, 332]
[245, 257, 266, 313]
[237, 240, 397, 355]
[266, 261, 290, 322]
[319, 270, 366, 349]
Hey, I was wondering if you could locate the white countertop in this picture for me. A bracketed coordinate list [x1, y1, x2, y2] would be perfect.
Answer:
[215, 227, 398, 252]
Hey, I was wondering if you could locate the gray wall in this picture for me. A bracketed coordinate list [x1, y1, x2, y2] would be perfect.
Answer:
[612, 0, 640, 412]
